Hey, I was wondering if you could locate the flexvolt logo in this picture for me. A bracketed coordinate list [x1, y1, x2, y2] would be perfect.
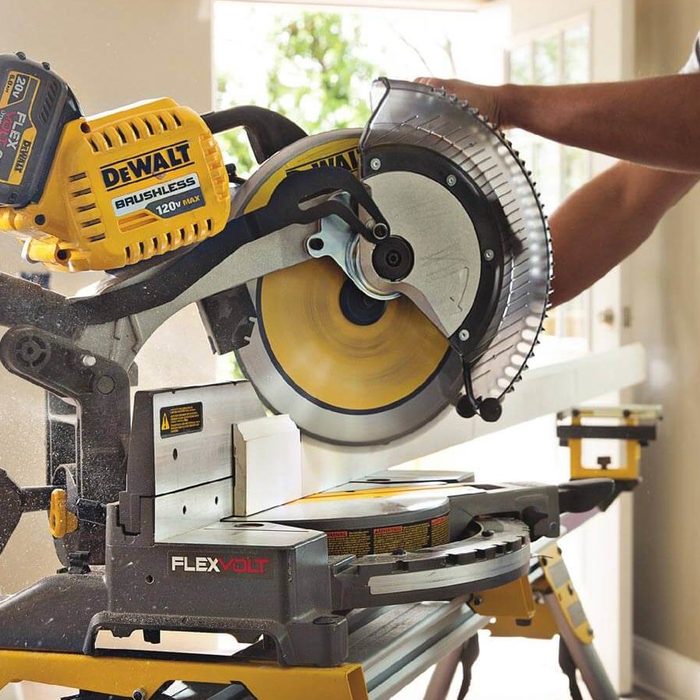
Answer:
[101, 141, 193, 191]
[170, 553, 271, 577]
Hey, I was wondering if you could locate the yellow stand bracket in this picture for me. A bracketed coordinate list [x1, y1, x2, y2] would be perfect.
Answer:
[470, 575, 535, 620]
[0, 651, 369, 700]
[557, 404, 661, 481]
[538, 542, 593, 645]
[485, 544, 592, 644]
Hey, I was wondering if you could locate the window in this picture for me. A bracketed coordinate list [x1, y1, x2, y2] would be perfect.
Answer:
[508, 18, 592, 345]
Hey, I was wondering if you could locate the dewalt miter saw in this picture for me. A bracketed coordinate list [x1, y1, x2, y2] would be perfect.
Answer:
[0, 53, 627, 700]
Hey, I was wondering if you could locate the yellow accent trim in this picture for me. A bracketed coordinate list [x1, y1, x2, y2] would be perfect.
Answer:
[245, 137, 360, 212]
[0, 651, 368, 700]
[305, 482, 470, 501]
[471, 575, 535, 619]
[48, 489, 78, 538]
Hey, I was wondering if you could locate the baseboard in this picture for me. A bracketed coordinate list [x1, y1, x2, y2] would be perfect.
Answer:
[634, 635, 700, 700]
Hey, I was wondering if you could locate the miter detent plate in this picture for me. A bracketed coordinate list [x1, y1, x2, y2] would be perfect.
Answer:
[236, 78, 550, 445]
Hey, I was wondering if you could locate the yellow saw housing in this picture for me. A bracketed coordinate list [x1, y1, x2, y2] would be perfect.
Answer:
[0, 98, 230, 271]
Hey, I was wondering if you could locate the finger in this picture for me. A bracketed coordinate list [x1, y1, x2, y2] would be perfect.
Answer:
[415, 77, 443, 87]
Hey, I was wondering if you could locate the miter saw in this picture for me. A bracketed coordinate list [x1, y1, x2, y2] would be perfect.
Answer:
[0, 53, 630, 700]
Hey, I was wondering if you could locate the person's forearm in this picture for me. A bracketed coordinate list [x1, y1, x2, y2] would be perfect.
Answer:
[550, 161, 699, 307]
[500, 75, 700, 173]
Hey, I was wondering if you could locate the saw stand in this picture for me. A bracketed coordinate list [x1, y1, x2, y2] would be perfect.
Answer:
[425, 542, 616, 700]
[424, 404, 661, 700]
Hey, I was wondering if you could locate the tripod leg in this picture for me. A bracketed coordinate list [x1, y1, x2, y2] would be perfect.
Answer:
[545, 592, 618, 700]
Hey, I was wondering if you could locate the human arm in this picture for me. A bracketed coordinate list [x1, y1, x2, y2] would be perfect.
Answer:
[415, 75, 700, 173]
[549, 160, 699, 306]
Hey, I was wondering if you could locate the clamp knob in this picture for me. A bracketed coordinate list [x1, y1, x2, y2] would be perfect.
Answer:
[49, 488, 78, 538]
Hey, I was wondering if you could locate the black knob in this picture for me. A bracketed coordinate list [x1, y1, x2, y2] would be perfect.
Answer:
[456, 395, 477, 418]
[372, 236, 414, 281]
[479, 397, 502, 422]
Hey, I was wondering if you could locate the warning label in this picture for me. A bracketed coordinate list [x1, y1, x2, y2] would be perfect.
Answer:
[326, 514, 450, 557]
[160, 402, 203, 438]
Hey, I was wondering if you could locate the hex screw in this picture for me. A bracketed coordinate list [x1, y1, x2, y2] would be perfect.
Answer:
[96, 375, 115, 395]
[373, 222, 389, 239]
[82, 355, 96, 367]
[446, 174, 457, 187]
[132, 690, 146, 700]
[458, 329, 470, 342]
[370, 157, 382, 171]
[484, 249, 494, 261]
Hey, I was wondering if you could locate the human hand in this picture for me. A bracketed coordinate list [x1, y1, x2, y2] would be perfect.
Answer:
[414, 77, 510, 128]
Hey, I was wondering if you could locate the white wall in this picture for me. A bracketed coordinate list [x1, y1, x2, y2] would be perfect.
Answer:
[0, 0, 216, 593]
[624, 0, 700, 667]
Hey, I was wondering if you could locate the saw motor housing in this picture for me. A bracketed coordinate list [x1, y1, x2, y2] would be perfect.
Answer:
[0, 53, 230, 272]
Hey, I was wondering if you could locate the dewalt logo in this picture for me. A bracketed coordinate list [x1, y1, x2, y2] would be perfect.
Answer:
[101, 140, 192, 191]
[286, 146, 360, 175]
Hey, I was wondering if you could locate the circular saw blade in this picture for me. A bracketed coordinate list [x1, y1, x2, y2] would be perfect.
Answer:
[234, 76, 550, 445]
[256, 257, 449, 413]
[238, 254, 462, 445]
[233, 130, 463, 445]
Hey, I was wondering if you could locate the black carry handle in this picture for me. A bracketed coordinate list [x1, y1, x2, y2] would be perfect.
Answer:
[201, 105, 307, 163]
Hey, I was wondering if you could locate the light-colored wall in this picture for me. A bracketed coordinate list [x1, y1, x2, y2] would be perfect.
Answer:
[0, 0, 216, 593]
[623, 0, 700, 662]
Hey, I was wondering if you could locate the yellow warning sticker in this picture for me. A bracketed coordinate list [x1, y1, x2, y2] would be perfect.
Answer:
[159, 402, 203, 438]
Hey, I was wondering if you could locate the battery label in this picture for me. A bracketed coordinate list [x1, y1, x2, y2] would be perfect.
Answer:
[112, 172, 205, 219]
[0, 71, 39, 185]
[326, 513, 449, 557]
[160, 402, 203, 438]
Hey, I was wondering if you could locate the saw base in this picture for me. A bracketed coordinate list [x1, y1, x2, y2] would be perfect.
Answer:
[0, 381, 647, 700]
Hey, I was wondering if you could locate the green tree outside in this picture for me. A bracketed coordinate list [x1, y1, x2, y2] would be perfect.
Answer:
[216, 12, 378, 381]
[216, 11, 377, 177]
